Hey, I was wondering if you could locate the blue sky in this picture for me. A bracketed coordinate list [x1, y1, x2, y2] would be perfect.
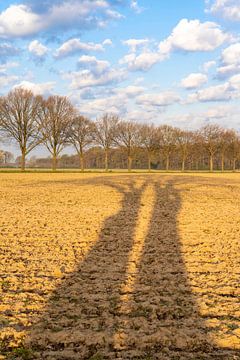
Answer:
[1, 0, 240, 157]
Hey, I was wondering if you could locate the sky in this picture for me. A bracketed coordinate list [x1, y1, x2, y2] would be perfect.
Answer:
[0, 0, 240, 157]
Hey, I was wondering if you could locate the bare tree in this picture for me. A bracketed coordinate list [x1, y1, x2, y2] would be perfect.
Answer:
[139, 123, 158, 172]
[68, 115, 94, 171]
[0, 88, 42, 171]
[38, 96, 76, 171]
[158, 125, 177, 171]
[115, 120, 140, 172]
[199, 124, 223, 172]
[175, 129, 194, 172]
[92, 113, 119, 171]
[218, 129, 236, 172]
[228, 131, 240, 172]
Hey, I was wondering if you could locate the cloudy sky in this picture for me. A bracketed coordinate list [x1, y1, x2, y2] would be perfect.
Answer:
[1, 0, 240, 155]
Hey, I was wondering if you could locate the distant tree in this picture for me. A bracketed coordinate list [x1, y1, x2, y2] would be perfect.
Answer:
[158, 125, 177, 171]
[38, 95, 76, 171]
[116, 120, 140, 172]
[199, 124, 223, 172]
[68, 115, 94, 171]
[4, 151, 14, 164]
[0, 88, 42, 171]
[218, 129, 236, 172]
[0, 150, 5, 164]
[139, 123, 158, 172]
[228, 131, 240, 172]
[175, 129, 194, 172]
[92, 113, 119, 171]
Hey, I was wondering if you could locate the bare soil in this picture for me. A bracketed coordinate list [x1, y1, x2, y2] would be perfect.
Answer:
[0, 173, 239, 359]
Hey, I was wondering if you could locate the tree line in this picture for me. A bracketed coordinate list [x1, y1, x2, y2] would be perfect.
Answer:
[0, 88, 240, 172]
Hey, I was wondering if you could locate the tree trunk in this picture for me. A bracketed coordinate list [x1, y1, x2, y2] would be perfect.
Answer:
[52, 153, 57, 171]
[79, 152, 84, 172]
[148, 153, 151, 172]
[209, 154, 213, 172]
[181, 157, 185, 172]
[105, 149, 109, 172]
[166, 154, 169, 172]
[128, 155, 132, 172]
[233, 158, 236, 172]
[221, 153, 225, 172]
[21, 151, 26, 172]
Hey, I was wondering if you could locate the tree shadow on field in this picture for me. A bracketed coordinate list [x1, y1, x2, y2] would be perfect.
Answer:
[25, 176, 240, 359]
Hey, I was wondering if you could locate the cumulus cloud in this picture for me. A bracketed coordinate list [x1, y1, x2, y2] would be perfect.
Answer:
[119, 51, 165, 71]
[122, 38, 150, 52]
[0, 61, 19, 73]
[102, 38, 113, 46]
[119, 19, 231, 72]
[217, 43, 240, 78]
[28, 40, 48, 58]
[181, 73, 208, 89]
[72, 93, 128, 116]
[0, 1, 123, 39]
[206, 0, 240, 21]
[77, 55, 110, 74]
[159, 19, 230, 55]
[188, 83, 233, 102]
[55, 38, 105, 58]
[14, 80, 55, 95]
[114, 85, 145, 97]
[229, 73, 240, 90]
[137, 91, 180, 107]
[63, 66, 127, 89]
[202, 60, 216, 73]
[0, 74, 19, 88]
[165, 104, 240, 129]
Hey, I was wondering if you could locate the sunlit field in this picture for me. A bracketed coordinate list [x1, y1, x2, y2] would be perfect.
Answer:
[0, 173, 240, 359]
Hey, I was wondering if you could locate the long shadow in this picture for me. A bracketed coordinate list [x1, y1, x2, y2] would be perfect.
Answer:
[23, 176, 240, 359]
[111, 179, 240, 359]
[26, 178, 148, 359]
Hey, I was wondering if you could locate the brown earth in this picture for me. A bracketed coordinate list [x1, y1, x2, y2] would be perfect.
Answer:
[0, 173, 240, 360]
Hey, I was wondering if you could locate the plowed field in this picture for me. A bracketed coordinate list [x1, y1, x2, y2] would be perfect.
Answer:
[0, 173, 240, 359]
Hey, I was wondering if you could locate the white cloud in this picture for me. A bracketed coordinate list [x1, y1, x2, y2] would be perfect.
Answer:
[114, 85, 145, 98]
[63, 67, 127, 89]
[73, 94, 128, 116]
[119, 19, 230, 73]
[122, 38, 150, 52]
[0, 74, 19, 88]
[165, 104, 240, 129]
[0, 5, 42, 38]
[221, 42, 240, 65]
[188, 83, 232, 102]
[28, 40, 48, 57]
[229, 73, 240, 90]
[102, 38, 113, 46]
[14, 80, 55, 95]
[0, 61, 19, 73]
[159, 19, 230, 55]
[130, 1, 144, 14]
[181, 73, 208, 89]
[202, 60, 216, 72]
[0, 1, 122, 38]
[77, 55, 110, 74]
[217, 43, 240, 77]
[206, 0, 240, 21]
[137, 91, 180, 107]
[119, 51, 165, 71]
[55, 38, 104, 58]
